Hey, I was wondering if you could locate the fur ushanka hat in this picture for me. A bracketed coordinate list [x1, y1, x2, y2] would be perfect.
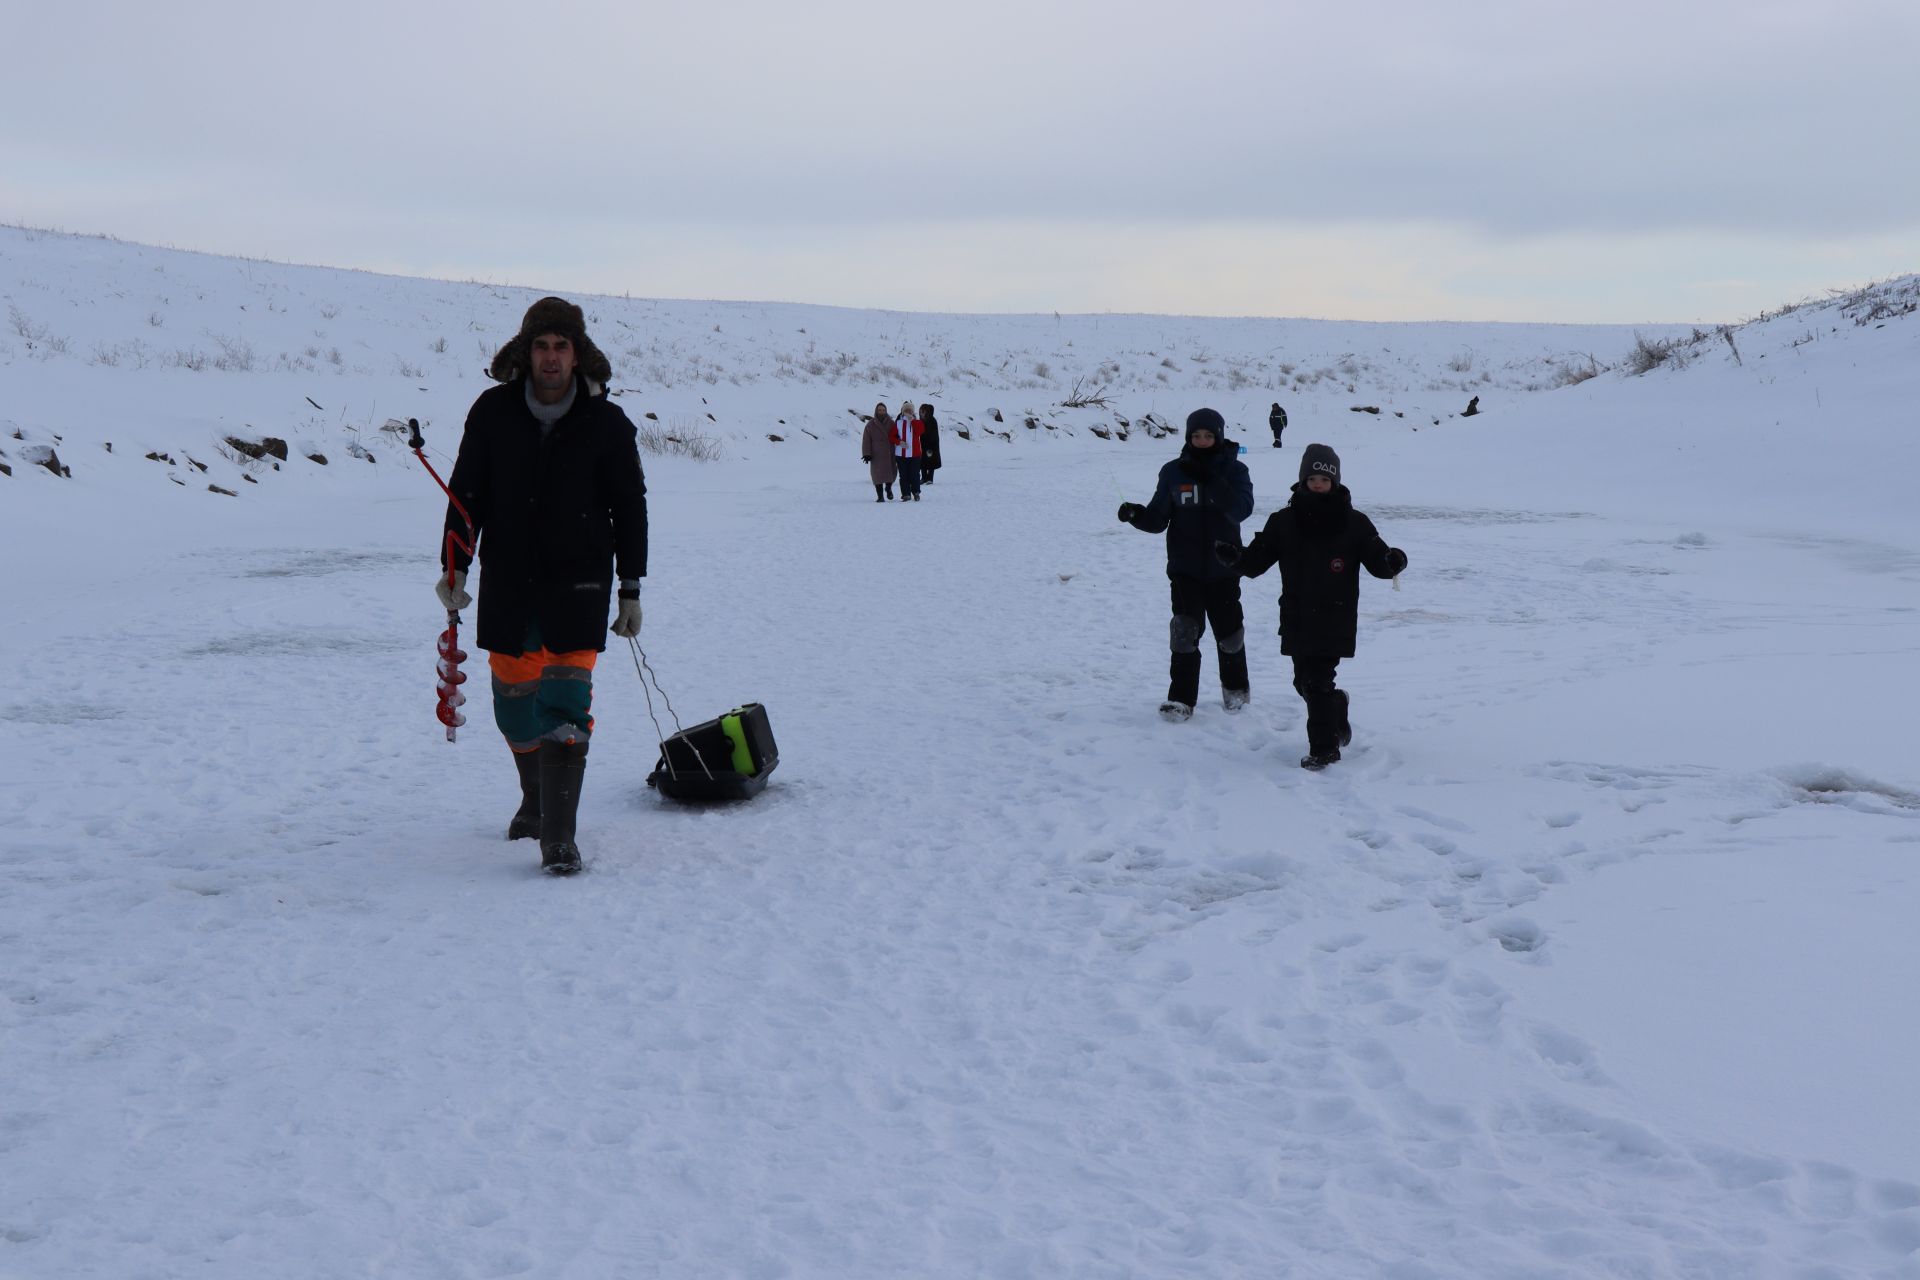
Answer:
[488, 296, 613, 384]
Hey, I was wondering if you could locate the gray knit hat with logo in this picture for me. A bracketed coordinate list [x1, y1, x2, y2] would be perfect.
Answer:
[1299, 442, 1341, 485]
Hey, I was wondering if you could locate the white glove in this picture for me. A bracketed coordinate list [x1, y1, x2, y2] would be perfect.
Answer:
[435, 570, 471, 611]
[611, 596, 643, 638]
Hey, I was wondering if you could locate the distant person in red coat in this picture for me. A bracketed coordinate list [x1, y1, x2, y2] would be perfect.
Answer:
[892, 399, 925, 502]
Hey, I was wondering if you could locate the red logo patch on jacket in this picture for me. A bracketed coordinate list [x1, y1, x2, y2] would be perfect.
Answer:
[1330, 556, 1346, 572]
[1177, 484, 1197, 506]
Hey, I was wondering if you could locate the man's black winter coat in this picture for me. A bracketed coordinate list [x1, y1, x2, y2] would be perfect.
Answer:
[1237, 483, 1404, 656]
[442, 377, 648, 655]
[1127, 443, 1254, 582]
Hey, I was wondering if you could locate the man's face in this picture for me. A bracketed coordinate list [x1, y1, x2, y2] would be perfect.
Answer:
[529, 333, 576, 402]
[1305, 473, 1334, 493]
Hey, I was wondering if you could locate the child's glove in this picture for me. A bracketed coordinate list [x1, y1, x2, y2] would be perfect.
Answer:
[1213, 539, 1240, 566]
[861, 455, 871, 463]
[1117, 502, 1141, 523]
[1386, 548, 1409, 574]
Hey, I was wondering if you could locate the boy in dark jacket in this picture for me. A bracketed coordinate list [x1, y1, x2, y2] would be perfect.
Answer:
[1118, 408, 1255, 721]
[1230, 443, 1407, 769]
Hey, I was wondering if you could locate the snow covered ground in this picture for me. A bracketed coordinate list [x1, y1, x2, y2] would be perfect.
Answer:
[3, 228, 1918, 1277]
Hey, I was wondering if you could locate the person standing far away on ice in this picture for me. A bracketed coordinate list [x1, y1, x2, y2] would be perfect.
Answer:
[434, 297, 648, 874]
[862, 401, 897, 502]
[892, 399, 925, 502]
[918, 403, 942, 485]
[1224, 442, 1407, 771]
[1269, 402, 1288, 448]
[1116, 408, 1255, 721]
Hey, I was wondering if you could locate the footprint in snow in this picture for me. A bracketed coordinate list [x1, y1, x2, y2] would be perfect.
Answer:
[1393, 804, 1475, 834]
[1527, 1023, 1606, 1084]
[1489, 916, 1546, 956]
[1693, 1143, 1794, 1192]
[1777, 765, 1920, 814]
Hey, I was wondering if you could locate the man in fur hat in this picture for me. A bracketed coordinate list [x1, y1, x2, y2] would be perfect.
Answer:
[436, 297, 648, 874]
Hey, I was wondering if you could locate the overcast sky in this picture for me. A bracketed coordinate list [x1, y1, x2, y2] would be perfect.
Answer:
[4, 0, 1915, 322]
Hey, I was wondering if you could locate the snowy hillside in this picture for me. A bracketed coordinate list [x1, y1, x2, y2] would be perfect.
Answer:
[1, 225, 1695, 496]
[3, 228, 1919, 1278]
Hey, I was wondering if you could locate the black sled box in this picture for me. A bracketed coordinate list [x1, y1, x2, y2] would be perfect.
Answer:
[647, 702, 778, 802]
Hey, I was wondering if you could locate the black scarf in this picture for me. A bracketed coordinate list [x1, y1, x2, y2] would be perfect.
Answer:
[1178, 440, 1224, 480]
[1290, 482, 1352, 537]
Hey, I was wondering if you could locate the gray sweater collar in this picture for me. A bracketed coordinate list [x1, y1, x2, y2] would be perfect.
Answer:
[525, 378, 577, 432]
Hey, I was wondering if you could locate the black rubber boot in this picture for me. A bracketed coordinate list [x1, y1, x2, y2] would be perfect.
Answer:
[1219, 642, 1250, 712]
[1303, 691, 1342, 760]
[874, 484, 884, 502]
[537, 740, 588, 875]
[1292, 659, 1344, 762]
[507, 749, 540, 840]
[1167, 614, 1203, 709]
[1167, 649, 1203, 710]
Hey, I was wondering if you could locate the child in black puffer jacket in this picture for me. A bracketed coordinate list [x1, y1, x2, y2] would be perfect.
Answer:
[1229, 443, 1407, 769]
[1118, 408, 1255, 720]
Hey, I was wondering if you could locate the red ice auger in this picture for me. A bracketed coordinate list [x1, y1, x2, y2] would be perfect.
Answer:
[408, 418, 475, 742]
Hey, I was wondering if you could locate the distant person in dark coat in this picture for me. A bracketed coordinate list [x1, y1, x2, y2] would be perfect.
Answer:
[438, 296, 648, 873]
[1117, 408, 1255, 720]
[861, 403, 897, 501]
[919, 403, 942, 484]
[1269, 402, 1288, 448]
[1228, 443, 1407, 770]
